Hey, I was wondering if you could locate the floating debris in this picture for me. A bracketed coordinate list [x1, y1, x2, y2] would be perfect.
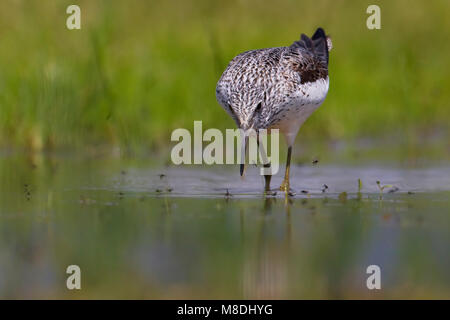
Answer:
[79, 196, 96, 205]
[388, 186, 399, 193]
[24, 184, 31, 201]
[321, 184, 328, 193]
[376, 180, 396, 193]
[158, 174, 166, 179]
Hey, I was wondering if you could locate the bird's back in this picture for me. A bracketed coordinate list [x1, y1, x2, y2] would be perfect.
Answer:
[216, 28, 331, 133]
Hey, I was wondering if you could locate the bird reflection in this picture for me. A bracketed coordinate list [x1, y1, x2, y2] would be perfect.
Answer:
[241, 197, 292, 299]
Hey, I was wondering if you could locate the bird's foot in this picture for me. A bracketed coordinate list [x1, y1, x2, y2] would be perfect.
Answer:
[280, 180, 289, 192]
[280, 182, 295, 197]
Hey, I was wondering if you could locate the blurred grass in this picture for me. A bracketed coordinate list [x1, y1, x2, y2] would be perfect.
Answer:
[0, 0, 449, 152]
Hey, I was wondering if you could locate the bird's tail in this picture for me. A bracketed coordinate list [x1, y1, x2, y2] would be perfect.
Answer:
[291, 27, 332, 65]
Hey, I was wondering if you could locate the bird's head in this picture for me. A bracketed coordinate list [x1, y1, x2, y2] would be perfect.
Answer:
[237, 101, 266, 131]
[236, 101, 272, 176]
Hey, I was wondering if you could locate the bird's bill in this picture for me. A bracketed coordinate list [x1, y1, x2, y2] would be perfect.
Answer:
[240, 135, 249, 176]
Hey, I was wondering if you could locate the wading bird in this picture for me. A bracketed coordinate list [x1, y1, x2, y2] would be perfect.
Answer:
[216, 28, 332, 194]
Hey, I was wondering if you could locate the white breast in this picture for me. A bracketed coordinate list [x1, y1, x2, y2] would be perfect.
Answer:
[271, 77, 329, 146]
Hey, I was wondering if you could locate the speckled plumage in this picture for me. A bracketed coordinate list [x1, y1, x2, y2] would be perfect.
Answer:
[216, 28, 331, 146]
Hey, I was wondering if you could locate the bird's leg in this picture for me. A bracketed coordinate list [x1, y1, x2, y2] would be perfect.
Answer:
[240, 135, 249, 177]
[280, 146, 292, 192]
[263, 163, 272, 192]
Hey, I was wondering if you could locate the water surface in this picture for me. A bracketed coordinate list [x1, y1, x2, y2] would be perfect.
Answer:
[0, 154, 449, 298]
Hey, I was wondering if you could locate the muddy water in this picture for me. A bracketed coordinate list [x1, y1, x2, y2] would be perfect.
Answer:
[0, 154, 449, 298]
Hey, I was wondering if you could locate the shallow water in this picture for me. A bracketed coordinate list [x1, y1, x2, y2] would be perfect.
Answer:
[108, 165, 450, 197]
[0, 154, 449, 298]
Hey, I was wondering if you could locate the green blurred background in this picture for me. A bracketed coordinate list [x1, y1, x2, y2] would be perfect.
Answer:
[0, 0, 449, 157]
[1, 1, 450, 299]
